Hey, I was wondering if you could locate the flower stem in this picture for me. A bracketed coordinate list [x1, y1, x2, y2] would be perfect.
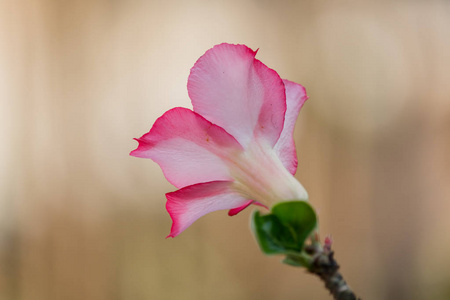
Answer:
[305, 244, 361, 300]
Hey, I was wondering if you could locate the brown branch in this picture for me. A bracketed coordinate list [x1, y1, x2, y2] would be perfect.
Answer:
[306, 245, 361, 300]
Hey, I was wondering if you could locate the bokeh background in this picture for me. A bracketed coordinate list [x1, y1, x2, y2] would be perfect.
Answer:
[1, 0, 450, 299]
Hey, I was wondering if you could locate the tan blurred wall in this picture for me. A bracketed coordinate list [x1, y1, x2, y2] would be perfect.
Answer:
[1, 1, 450, 299]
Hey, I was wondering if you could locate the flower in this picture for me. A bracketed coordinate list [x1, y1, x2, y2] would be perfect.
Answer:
[131, 43, 309, 237]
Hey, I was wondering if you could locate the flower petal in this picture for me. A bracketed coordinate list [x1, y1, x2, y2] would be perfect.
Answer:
[188, 43, 287, 148]
[130, 107, 243, 188]
[166, 181, 250, 237]
[274, 80, 308, 175]
[228, 200, 268, 216]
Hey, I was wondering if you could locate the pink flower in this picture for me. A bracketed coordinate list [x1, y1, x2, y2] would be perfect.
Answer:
[131, 43, 309, 237]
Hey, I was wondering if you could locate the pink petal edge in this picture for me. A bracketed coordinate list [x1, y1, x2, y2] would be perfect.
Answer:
[130, 107, 244, 189]
[228, 200, 269, 216]
[273, 79, 308, 175]
[188, 43, 287, 148]
[166, 181, 250, 238]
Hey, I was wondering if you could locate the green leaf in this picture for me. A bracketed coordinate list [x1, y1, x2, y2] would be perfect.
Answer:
[282, 255, 309, 267]
[251, 201, 317, 257]
[271, 201, 317, 251]
[252, 211, 297, 255]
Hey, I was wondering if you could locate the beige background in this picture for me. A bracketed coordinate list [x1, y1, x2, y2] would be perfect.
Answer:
[1, 0, 450, 299]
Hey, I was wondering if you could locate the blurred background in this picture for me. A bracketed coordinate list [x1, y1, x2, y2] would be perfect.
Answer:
[1, 0, 450, 299]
